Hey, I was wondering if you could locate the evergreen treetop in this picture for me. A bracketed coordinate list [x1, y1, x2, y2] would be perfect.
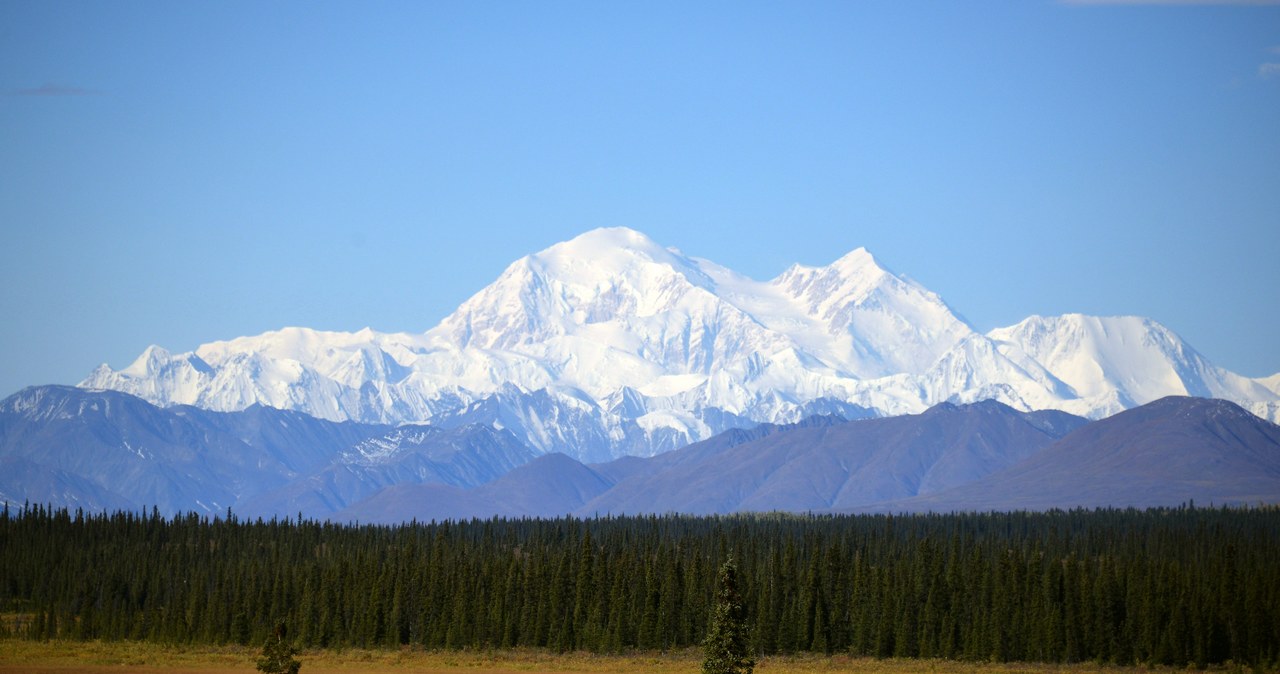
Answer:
[256, 622, 301, 674]
[702, 558, 754, 674]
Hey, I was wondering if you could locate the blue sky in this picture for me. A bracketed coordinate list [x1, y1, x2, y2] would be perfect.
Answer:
[2, 1, 1278, 398]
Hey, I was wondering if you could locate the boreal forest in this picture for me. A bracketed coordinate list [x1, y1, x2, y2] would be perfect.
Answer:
[2, 504, 1277, 669]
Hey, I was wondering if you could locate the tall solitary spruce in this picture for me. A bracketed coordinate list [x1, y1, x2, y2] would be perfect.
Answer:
[702, 559, 754, 674]
[256, 623, 301, 674]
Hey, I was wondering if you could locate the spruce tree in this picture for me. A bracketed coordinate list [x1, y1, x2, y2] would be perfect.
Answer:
[702, 559, 754, 674]
[256, 622, 301, 674]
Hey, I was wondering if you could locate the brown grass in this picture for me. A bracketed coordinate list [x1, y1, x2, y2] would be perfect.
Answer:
[0, 640, 1269, 674]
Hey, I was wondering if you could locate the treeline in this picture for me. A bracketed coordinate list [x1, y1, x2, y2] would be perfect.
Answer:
[1, 503, 1277, 668]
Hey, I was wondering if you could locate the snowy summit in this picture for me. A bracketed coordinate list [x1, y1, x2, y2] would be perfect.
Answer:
[81, 228, 1280, 461]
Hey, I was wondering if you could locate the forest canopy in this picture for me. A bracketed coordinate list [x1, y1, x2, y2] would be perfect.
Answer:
[1, 503, 1276, 668]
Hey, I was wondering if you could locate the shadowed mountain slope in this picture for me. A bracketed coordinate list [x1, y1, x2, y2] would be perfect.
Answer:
[576, 401, 1086, 515]
[330, 402, 1090, 521]
[855, 396, 1280, 513]
[7, 386, 1276, 521]
[336, 452, 613, 523]
[0, 385, 535, 516]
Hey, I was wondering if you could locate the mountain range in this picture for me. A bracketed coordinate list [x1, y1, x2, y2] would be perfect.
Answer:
[343, 395, 1280, 521]
[4, 385, 1277, 519]
[78, 227, 1280, 462]
[5, 227, 1278, 520]
[0, 385, 533, 517]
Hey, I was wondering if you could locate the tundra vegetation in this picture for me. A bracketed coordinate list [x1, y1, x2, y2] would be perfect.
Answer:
[0, 503, 1277, 670]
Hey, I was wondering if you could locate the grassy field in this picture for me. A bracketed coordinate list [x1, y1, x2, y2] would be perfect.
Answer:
[0, 640, 1271, 674]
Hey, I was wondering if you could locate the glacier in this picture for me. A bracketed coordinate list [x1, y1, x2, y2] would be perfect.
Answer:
[80, 227, 1280, 460]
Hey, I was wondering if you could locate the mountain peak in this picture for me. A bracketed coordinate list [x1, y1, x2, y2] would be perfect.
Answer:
[121, 345, 172, 377]
[769, 245, 973, 377]
[523, 227, 703, 285]
[986, 314, 1236, 409]
[828, 246, 880, 273]
[431, 228, 729, 355]
[774, 246, 881, 284]
[772, 245, 907, 308]
[559, 226, 663, 251]
[71, 229, 1280, 462]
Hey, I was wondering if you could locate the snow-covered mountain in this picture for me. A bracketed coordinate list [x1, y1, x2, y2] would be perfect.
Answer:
[987, 314, 1280, 422]
[80, 227, 1280, 459]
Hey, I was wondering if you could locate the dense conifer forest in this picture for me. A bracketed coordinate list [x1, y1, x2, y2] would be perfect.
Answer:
[1, 503, 1276, 668]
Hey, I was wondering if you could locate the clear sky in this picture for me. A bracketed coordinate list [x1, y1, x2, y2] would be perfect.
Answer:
[2, 1, 1278, 398]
